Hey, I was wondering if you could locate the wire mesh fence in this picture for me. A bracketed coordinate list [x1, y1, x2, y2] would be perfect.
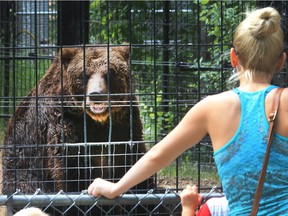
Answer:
[1, 189, 182, 215]
[1, 0, 288, 215]
[0, 188, 227, 215]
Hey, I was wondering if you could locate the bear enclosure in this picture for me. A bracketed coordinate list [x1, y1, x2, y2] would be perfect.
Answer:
[0, 1, 288, 215]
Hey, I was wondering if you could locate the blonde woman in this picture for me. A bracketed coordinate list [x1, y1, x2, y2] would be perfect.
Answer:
[88, 7, 288, 215]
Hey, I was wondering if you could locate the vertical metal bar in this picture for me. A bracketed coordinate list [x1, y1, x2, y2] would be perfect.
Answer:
[153, 0, 158, 188]
[33, 0, 40, 189]
[220, 1, 224, 92]
[162, 1, 170, 121]
[1, 2, 11, 121]
[82, 5, 88, 190]
[11, 0, 16, 189]
[57, 0, 66, 192]
[174, 0, 179, 192]
[127, 1, 134, 167]
[9, 4, 17, 214]
[196, 0, 201, 190]
[106, 0, 112, 180]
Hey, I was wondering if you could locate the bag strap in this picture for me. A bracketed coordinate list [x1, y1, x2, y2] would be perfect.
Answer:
[250, 87, 284, 216]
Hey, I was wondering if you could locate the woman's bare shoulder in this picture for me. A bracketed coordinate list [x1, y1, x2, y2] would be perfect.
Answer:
[279, 88, 288, 111]
[281, 87, 288, 99]
[202, 90, 239, 105]
[267, 87, 288, 108]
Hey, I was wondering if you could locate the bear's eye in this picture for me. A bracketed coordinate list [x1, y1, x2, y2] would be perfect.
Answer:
[82, 71, 90, 85]
[106, 69, 118, 84]
[108, 69, 117, 78]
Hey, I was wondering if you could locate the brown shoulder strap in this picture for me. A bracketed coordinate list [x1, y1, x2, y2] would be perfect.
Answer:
[250, 87, 284, 216]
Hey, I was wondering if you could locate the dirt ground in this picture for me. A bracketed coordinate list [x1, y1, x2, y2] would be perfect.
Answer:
[0, 149, 7, 216]
[158, 177, 220, 192]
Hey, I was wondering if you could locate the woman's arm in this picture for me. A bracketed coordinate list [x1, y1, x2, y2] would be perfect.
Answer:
[88, 98, 211, 198]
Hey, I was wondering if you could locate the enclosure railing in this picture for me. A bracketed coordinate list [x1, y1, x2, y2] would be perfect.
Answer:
[0, 189, 225, 215]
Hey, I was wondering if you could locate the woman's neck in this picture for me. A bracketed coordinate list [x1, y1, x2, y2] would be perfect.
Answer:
[239, 77, 271, 92]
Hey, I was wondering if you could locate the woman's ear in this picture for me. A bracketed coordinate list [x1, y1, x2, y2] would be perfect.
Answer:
[276, 52, 286, 71]
[230, 48, 238, 68]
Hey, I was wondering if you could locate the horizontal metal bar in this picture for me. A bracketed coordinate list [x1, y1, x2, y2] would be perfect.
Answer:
[0, 193, 179, 207]
[0, 192, 224, 207]
[16, 12, 57, 15]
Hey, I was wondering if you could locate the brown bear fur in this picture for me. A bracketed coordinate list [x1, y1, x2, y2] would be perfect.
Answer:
[3, 46, 153, 197]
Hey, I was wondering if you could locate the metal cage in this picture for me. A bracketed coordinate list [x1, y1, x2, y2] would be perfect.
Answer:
[0, 1, 288, 215]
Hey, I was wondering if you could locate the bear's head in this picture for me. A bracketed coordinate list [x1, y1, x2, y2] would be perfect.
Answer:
[60, 45, 133, 123]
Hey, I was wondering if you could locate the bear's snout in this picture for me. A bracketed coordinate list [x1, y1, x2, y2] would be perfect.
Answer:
[87, 92, 107, 114]
[88, 91, 107, 102]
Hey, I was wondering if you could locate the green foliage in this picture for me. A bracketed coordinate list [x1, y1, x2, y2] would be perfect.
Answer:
[0, 118, 5, 144]
[140, 88, 176, 141]
[199, 1, 239, 65]
[90, 0, 151, 44]
[199, 0, 256, 65]
[1, 55, 51, 119]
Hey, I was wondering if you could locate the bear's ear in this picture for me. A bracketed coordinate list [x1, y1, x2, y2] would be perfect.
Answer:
[114, 45, 130, 62]
[59, 48, 79, 66]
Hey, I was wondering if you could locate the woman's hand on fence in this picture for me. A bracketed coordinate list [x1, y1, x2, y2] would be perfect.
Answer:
[87, 178, 118, 199]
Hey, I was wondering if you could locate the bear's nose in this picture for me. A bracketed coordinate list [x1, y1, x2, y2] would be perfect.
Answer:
[88, 92, 108, 102]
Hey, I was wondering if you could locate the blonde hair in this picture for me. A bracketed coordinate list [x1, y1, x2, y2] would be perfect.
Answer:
[13, 207, 49, 216]
[232, 7, 284, 82]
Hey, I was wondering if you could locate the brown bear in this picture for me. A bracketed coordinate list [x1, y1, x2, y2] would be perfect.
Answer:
[3, 45, 154, 215]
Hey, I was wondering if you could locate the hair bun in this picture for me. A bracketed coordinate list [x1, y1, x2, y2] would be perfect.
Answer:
[248, 7, 281, 39]
[260, 10, 272, 20]
[232, 7, 284, 75]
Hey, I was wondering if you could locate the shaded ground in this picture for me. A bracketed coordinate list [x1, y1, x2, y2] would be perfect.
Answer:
[158, 177, 221, 192]
[0, 149, 6, 216]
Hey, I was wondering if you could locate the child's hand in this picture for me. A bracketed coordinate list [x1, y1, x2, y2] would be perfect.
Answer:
[180, 185, 202, 210]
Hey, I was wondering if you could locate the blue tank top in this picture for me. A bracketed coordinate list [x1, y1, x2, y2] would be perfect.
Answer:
[214, 85, 288, 215]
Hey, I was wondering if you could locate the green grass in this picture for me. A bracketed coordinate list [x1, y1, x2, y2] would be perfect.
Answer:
[158, 159, 221, 189]
[0, 125, 5, 144]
